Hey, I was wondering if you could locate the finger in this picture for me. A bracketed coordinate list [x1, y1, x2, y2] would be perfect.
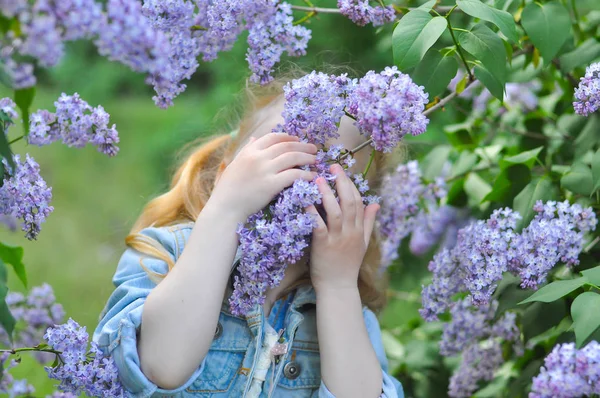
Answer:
[317, 176, 343, 234]
[363, 203, 380, 247]
[275, 169, 318, 191]
[305, 205, 327, 236]
[264, 141, 318, 158]
[253, 133, 300, 150]
[331, 164, 357, 228]
[272, 152, 316, 172]
[353, 178, 365, 229]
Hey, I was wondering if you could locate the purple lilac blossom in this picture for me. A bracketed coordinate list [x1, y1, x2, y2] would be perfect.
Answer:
[347, 66, 429, 153]
[44, 318, 125, 397]
[18, 10, 63, 67]
[337, 0, 395, 26]
[504, 80, 542, 111]
[409, 205, 457, 256]
[574, 62, 600, 116]
[39, 0, 103, 41]
[246, 2, 311, 84]
[0, 154, 53, 240]
[47, 393, 78, 398]
[377, 161, 446, 268]
[28, 93, 120, 156]
[95, 0, 171, 81]
[0, 0, 28, 17]
[142, 0, 202, 108]
[0, 98, 18, 124]
[530, 341, 600, 398]
[0, 353, 36, 397]
[275, 71, 357, 145]
[448, 341, 504, 398]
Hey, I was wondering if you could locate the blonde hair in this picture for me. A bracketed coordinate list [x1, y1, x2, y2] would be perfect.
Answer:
[126, 72, 390, 312]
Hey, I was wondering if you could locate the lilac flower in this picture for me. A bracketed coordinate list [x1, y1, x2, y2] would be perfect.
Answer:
[338, 0, 396, 26]
[40, 0, 103, 41]
[0, 353, 35, 397]
[194, 0, 247, 62]
[530, 342, 600, 398]
[0, 0, 28, 17]
[0, 154, 53, 240]
[347, 66, 429, 153]
[0, 284, 65, 363]
[47, 393, 78, 398]
[4, 59, 36, 89]
[95, 0, 171, 80]
[449, 341, 504, 398]
[504, 80, 541, 111]
[28, 93, 120, 156]
[574, 62, 600, 116]
[0, 98, 18, 125]
[377, 161, 445, 268]
[276, 71, 356, 145]
[44, 318, 124, 396]
[409, 205, 458, 256]
[19, 11, 64, 68]
[246, 2, 311, 85]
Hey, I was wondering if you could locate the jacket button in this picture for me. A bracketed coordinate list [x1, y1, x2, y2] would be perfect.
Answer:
[214, 322, 222, 339]
[283, 361, 301, 379]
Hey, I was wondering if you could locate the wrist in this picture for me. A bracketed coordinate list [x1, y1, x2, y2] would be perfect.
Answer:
[314, 282, 360, 299]
[202, 195, 247, 225]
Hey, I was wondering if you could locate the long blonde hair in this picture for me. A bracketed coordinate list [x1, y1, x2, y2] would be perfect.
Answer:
[126, 74, 390, 312]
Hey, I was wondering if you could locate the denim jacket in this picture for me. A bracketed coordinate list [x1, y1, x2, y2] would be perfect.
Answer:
[93, 223, 404, 398]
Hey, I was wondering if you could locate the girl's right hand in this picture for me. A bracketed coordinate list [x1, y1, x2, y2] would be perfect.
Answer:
[208, 133, 318, 222]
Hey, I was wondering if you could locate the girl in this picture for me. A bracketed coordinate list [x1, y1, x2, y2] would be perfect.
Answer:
[93, 78, 404, 398]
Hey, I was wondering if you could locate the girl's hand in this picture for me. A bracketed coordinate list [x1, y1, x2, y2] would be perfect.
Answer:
[305, 163, 380, 294]
[209, 133, 318, 222]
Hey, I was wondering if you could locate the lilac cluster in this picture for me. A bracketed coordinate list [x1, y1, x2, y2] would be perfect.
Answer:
[0, 98, 19, 126]
[0, 153, 53, 240]
[377, 161, 447, 268]
[531, 341, 600, 397]
[28, 93, 120, 156]
[420, 201, 597, 321]
[0, 352, 36, 397]
[337, 0, 396, 26]
[275, 72, 357, 144]
[347, 66, 429, 152]
[449, 341, 504, 398]
[194, 0, 246, 62]
[44, 318, 124, 397]
[246, 2, 311, 85]
[0, 284, 65, 363]
[574, 62, 600, 116]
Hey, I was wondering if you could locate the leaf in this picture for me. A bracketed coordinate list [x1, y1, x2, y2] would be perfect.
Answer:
[422, 145, 452, 180]
[474, 64, 504, 101]
[501, 147, 543, 169]
[483, 164, 531, 203]
[592, 148, 600, 192]
[513, 177, 556, 230]
[561, 162, 594, 196]
[412, 50, 459, 98]
[418, 0, 437, 10]
[450, 151, 478, 179]
[456, 0, 519, 43]
[571, 292, 600, 347]
[0, 121, 15, 172]
[559, 38, 600, 73]
[13, 87, 35, 135]
[582, 266, 600, 286]
[456, 73, 468, 94]
[458, 24, 507, 86]
[0, 260, 15, 342]
[521, 1, 571, 62]
[575, 115, 600, 159]
[392, 10, 448, 71]
[464, 172, 492, 206]
[519, 277, 588, 304]
[0, 242, 26, 287]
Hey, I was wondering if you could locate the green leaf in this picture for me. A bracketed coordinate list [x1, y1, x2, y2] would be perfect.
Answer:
[575, 115, 600, 159]
[519, 277, 588, 304]
[392, 10, 448, 71]
[582, 266, 600, 286]
[450, 151, 478, 179]
[412, 50, 459, 98]
[13, 87, 35, 135]
[0, 62, 12, 89]
[513, 177, 556, 230]
[418, 0, 437, 10]
[458, 24, 507, 85]
[559, 38, 600, 73]
[456, 73, 468, 94]
[483, 164, 531, 203]
[0, 121, 15, 172]
[464, 172, 492, 207]
[0, 242, 26, 288]
[474, 64, 504, 101]
[561, 162, 594, 196]
[521, 1, 571, 62]
[456, 0, 519, 43]
[592, 148, 600, 192]
[571, 292, 600, 347]
[422, 145, 452, 180]
[501, 147, 543, 169]
[0, 260, 15, 342]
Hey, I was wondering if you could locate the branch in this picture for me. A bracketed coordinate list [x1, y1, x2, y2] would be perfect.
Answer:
[290, 5, 341, 14]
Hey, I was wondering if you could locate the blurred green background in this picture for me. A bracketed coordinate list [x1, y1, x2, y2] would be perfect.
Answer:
[0, 4, 429, 393]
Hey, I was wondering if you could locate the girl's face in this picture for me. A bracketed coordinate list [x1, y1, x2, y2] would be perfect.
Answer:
[230, 96, 376, 179]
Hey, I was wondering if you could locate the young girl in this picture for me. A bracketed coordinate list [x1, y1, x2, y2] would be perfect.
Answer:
[93, 79, 404, 398]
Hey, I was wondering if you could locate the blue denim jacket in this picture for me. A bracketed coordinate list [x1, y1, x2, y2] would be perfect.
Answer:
[93, 223, 404, 398]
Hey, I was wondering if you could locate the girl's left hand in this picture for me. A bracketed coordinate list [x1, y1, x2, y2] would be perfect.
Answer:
[305, 163, 380, 293]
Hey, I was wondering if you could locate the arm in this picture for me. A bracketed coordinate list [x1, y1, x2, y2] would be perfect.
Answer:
[306, 163, 384, 397]
[135, 133, 318, 389]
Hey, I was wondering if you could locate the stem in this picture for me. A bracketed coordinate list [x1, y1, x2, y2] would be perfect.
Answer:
[344, 109, 356, 120]
[8, 135, 24, 145]
[363, 149, 376, 178]
[294, 11, 316, 25]
[447, 16, 474, 81]
[0, 347, 62, 355]
[190, 25, 207, 31]
[585, 236, 600, 253]
[290, 5, 342, 14]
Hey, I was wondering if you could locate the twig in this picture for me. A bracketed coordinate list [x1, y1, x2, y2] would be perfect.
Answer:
[447, 13, 474, 81]
[585, 236, 600, 253]
[8, 134, 24, 145]
[290, 5, 342, 14]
